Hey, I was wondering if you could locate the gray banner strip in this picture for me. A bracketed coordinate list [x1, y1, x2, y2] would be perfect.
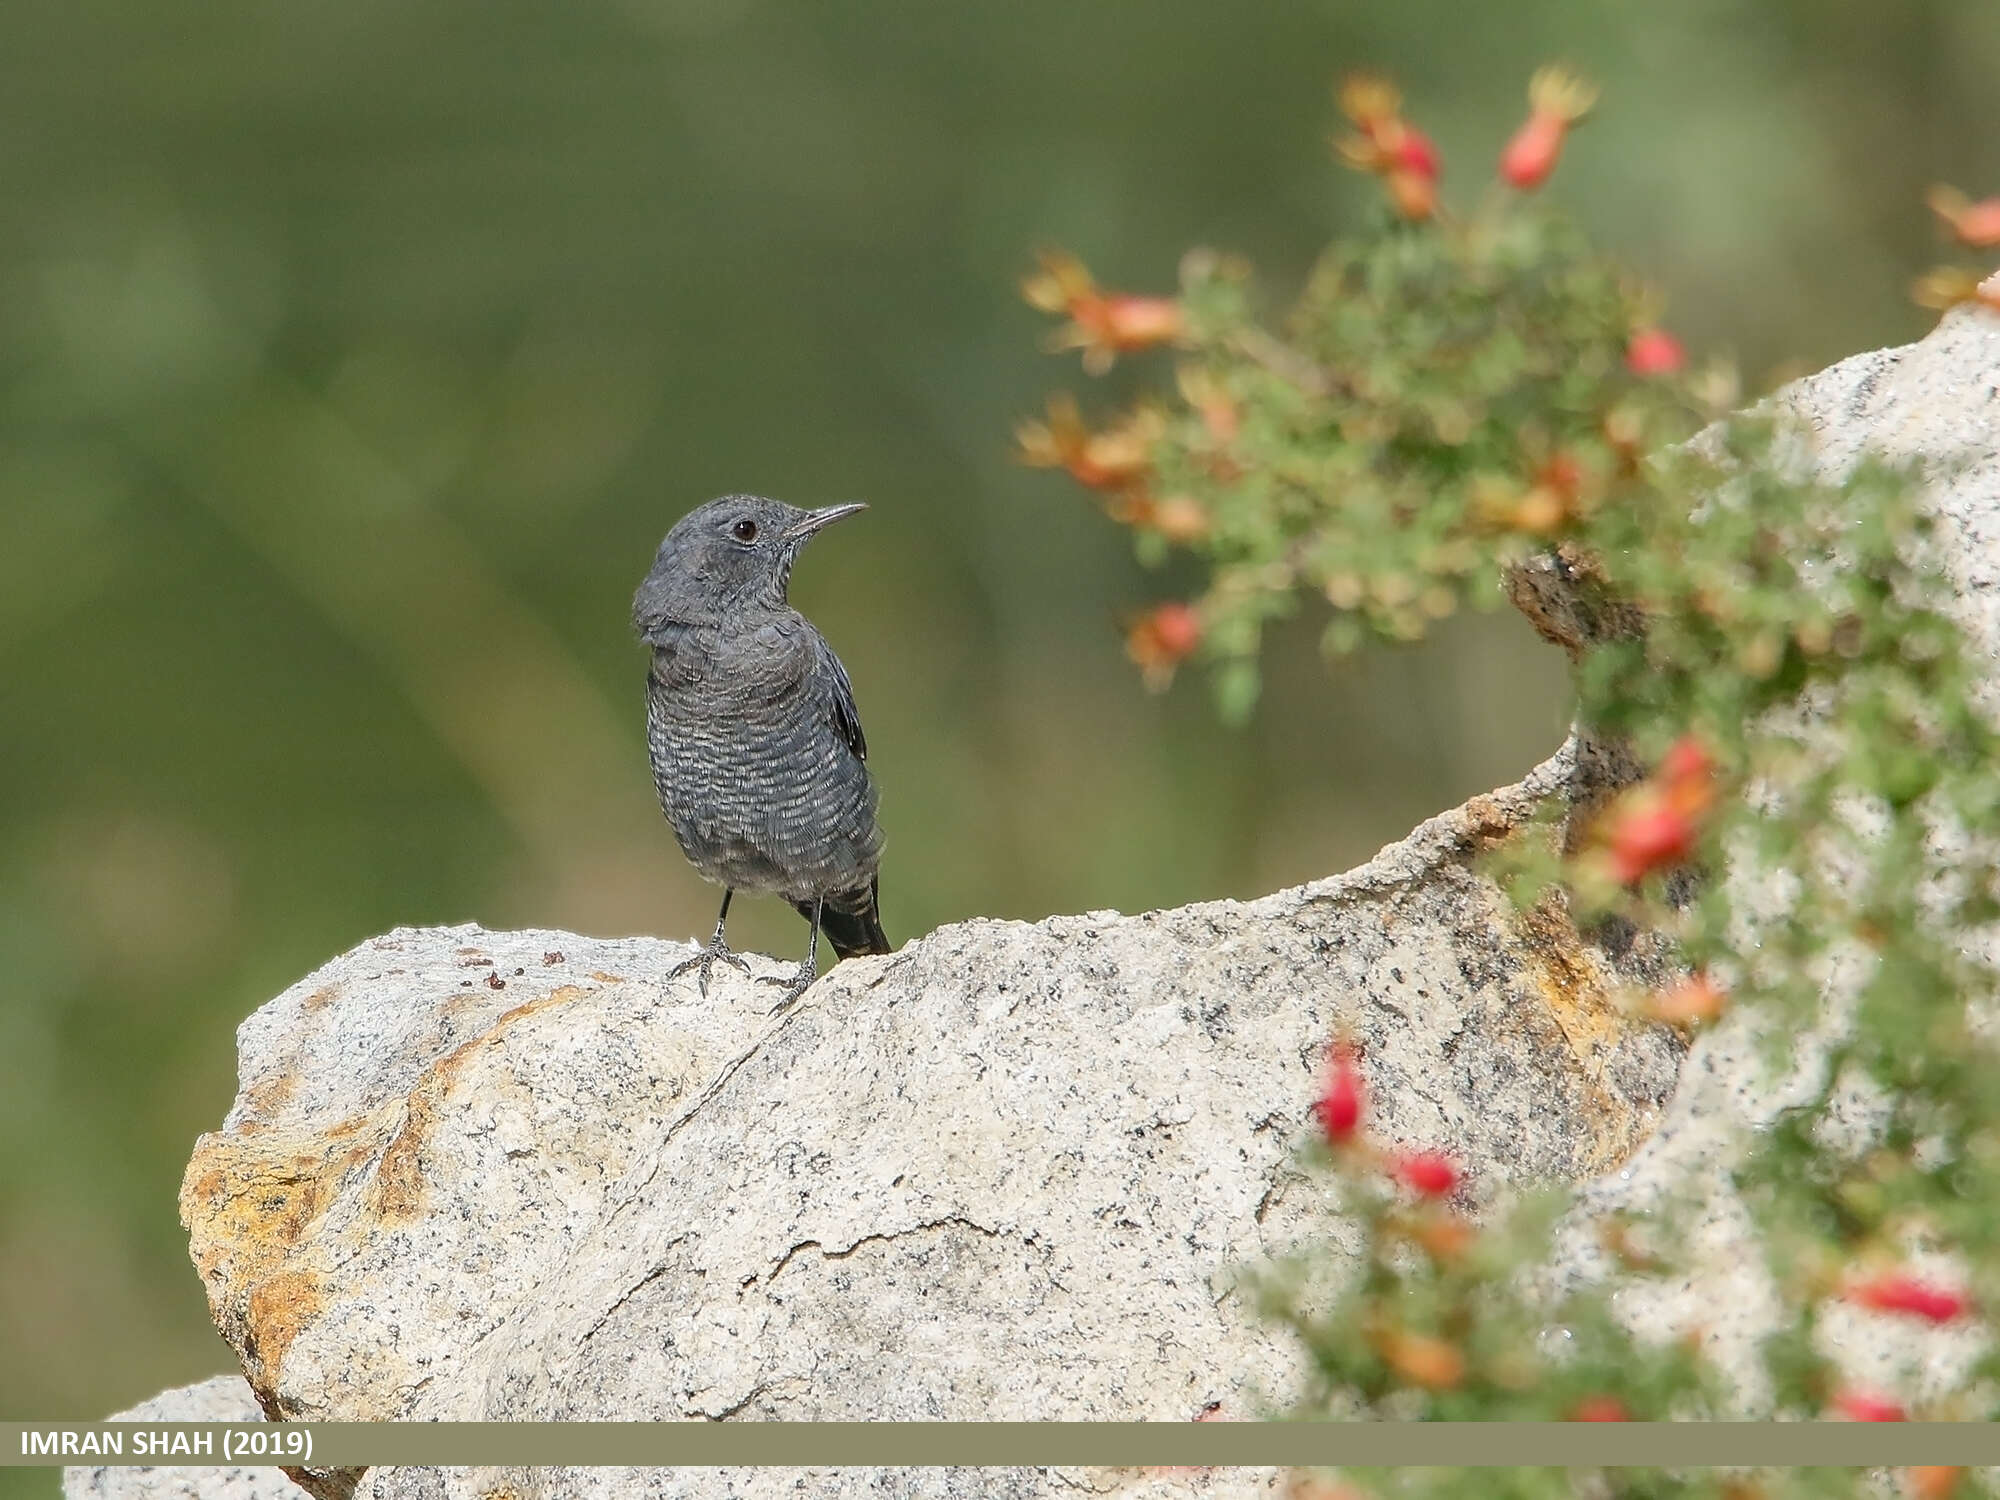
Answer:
[7, 1423, 1999, 1468]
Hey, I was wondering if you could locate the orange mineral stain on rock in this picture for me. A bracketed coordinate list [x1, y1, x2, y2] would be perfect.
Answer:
[371, 983, 594, 1221]
[1511, 893, 1669, 1175]
[243, 1268, 324, 1390]
[183, 978, 604, 1407]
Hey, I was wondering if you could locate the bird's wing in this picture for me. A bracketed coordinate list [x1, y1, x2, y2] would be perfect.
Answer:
[639, 617, 693, 652]
[818, 636, 869, 762]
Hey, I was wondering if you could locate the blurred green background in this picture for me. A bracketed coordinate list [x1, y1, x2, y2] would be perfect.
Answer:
[2, 0, 1995, 1465]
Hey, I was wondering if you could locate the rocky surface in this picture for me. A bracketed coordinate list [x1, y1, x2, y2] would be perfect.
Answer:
[1532, 304, 2000, 1409]
[77, 308, 2000, 1500]
[162, 734, 1679, 1500]
[63, 1375, 291, 1500]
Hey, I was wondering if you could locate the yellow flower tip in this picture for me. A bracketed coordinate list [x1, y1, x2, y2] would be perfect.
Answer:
[1337, 72, 1402, 128]
[1527, 63, 1598, 123]
[1926, 184, 1970, 223]
[1020, 273, 1067, 313]
[1333, 132, 1380, 172]
[1013, 419, 1060, 468]
[1023, 249, 1095, 312]
[1912, 266, 1983, 312]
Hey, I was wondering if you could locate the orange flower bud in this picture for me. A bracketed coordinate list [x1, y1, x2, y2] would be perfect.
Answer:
[1568, 1395, 1631, 1422]
[1385, 166, 1438, 221]
[1500, 65, 1597, 189]
[1150, 495, 1211, 544]
[1906, 1467, 1964, 1500]
[1511, 484, 1570, 536]
[1626, 328, 1685, 376]
[1411, 1209, 1477, 1261]
[1536, 451, 1586, 502]
[1126, 602, 1203, 687]
[1376, 1329, 1466, 1390]
[1099, 293, 1184, 349]
[1015, 395, 1160, 493]
[1022, 250, 1184, 374]
[1646, 973, 1727, 1027]
[1927, 185, 2000, 248]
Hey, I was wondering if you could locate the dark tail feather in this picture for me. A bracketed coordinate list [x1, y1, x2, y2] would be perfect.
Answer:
[798, 877, 890, 959]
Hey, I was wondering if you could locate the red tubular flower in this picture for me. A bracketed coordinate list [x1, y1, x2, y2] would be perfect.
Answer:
[1568, 1395, 1630, 1422]
[1022, 251, 1185, 374]
[1846, 1272, 1974, 1324]
[1015, 395, 1160, 493]
[1334, 73, 1442, 221]
[1596, 736, 1720, 886]
[1316, 1041, 1365, 1145]
[1832, 1388, 1907, 1422]
[1392, 125, 1441, 182]
[1384, 166, 1439, 222]
[1927, 185, 2000, 249]
[1646, 973, 1727, 1026]
[1626, 328, 1685, 376]
[1393, 1149, 1460, 1198]
[1658, 734, 1716, 803]
[1500, 65, 1597, 190]
[1606, 797, 1695, 885]
[1126, 602, 1202, 688]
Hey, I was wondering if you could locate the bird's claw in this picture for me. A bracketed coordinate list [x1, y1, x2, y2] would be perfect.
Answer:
[759, 962, 818, 1013]
[667, 940, 751, 997]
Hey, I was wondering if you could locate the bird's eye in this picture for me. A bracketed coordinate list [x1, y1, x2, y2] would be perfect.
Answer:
[731, 519, 758, 543]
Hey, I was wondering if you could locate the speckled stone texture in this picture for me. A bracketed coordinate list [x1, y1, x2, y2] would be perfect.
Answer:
[161, 730, 1680, 1500]
[62, 1375, 292, 1500]
[1540, 305, 2000, 1409]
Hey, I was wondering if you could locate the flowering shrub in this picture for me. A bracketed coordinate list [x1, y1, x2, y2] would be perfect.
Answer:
[1020, 67, 2000, 1499]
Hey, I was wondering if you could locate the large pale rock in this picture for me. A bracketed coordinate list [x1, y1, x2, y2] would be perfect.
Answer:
[62, 1376, 292, 1500]
[175, 740, 1680, 1498]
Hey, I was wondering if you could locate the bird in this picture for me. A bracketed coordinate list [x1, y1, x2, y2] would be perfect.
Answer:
[633, 493, 890, 1005]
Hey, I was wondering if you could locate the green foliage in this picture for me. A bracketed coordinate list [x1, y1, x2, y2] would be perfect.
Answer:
[1025, 72, 2000, 1496]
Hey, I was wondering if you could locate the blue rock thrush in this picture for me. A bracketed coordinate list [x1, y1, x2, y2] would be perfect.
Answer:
[633, 494, 890, 1004]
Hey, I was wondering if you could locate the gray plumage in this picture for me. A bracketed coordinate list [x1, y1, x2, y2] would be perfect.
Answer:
[634, 494, 888, 1001]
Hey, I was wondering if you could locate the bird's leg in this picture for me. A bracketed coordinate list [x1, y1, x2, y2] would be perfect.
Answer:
[761, 895, 822, 1011]
[666, 889, 751, 997]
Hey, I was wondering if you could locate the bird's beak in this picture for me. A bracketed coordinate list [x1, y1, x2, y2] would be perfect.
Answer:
[783, 502, 868, 543]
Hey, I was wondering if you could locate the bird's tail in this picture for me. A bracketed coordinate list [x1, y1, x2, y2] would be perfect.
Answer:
[799, 877, 891, 960]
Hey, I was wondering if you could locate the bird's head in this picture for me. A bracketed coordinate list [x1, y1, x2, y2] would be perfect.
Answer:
[633, 493, 866, 637]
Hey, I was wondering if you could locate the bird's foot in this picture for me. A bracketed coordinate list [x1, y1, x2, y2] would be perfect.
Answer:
[666, 938, 751, 997]
[759, 957, 819, 1013]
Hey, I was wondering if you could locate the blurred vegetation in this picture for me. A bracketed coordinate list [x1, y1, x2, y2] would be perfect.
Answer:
[2, 1, 1998, 1479]
[1029, 59, 2000, 1476]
